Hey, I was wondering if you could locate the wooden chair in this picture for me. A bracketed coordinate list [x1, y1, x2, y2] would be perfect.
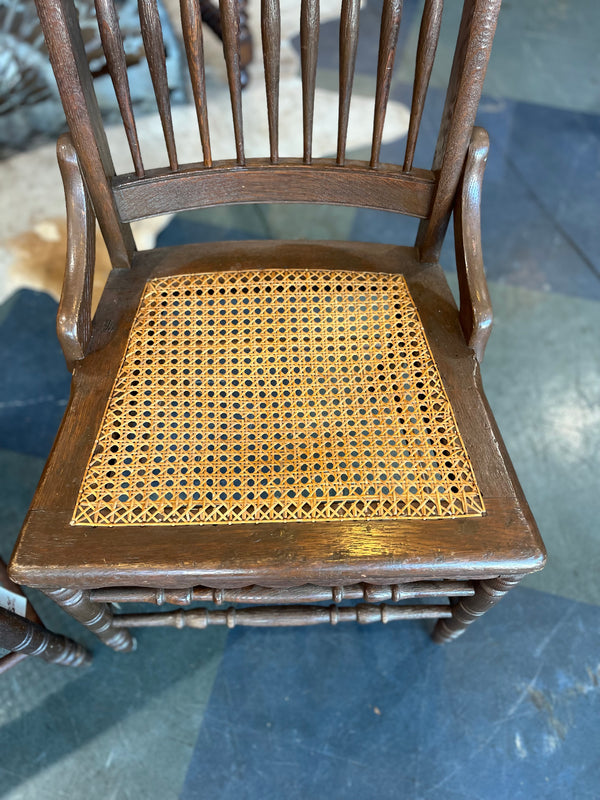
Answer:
[0, 559, 90, 671]
[9, 0, 546, 652]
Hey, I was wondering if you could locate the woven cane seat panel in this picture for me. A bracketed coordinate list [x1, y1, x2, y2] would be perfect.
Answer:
[72, 269, 485, 526]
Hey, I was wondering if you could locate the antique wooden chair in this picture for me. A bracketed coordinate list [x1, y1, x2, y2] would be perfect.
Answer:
[10, 0, 546, 652]
[0, 558, 89, 671]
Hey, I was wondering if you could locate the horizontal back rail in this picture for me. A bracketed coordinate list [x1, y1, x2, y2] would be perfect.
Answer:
[34, 0, 501, 264]
[113, 159, 435, 221]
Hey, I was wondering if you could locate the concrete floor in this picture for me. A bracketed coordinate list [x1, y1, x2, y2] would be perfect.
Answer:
[1, 0, 599, 797]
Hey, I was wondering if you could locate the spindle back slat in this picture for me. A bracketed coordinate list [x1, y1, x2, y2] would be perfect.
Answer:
[34, 0, 502, 266]
[95, 0, 144, 177]
[219, 0, 246, 165]
[261, 0, 281, 163]
[138, 0, 178, 171]
[300, 0, 319, 164]
[337, 0, 360, 166]
[370, 0, 403, 170]
[180, 0, 212, 167]
[403, 0, 443, 173]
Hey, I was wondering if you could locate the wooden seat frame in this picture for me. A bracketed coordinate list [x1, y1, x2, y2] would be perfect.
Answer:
[9, 0, 546, 649]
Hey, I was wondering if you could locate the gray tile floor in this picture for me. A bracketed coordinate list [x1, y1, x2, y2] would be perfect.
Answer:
[1, 0, 599, 797]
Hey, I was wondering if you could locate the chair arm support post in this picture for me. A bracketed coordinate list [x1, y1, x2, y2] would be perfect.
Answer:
[454, 126, 492, 363]
[56, 134, 96, 372]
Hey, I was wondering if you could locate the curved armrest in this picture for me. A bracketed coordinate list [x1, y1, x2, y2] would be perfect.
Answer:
[56, 134, 96, 372]
[454, 126, 492, 363]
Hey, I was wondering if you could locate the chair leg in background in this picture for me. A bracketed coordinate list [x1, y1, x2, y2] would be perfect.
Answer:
[0, 607, 91, 667]
[432, 576, 521, 644]
[43, 588, 136, 652]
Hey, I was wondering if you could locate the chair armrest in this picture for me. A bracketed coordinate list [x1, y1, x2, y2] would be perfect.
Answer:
[56, 134, 96, 372]
[454, 126, 492, 363]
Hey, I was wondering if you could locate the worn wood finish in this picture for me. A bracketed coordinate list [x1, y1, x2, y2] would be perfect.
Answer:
[138, 0, 178, 170]
[180, 0, 212, 167]
[90, 580, 475, 605]
[56, 134, 95, 371]
[11, 241, 545, 593]
[300, 0, 319, 163]
[403, 0, 443, 173]
[370, 0, 403, 169]
[11, 1, 546, 646]
[0, 558, 90, 671]
[261, 0, 280, 163]
[432, 575, 521, 643]
[337, 0, 360, 166]
[219, 0, 245, 165]
[113, 159, 436, 220]
[43, 588, 135, 652]
[95, 0, 144, 177]
[112, 603, 453, 629]
[33, 0, 135, 268]
[455, 127, 492, 362]
[416, 0, 501, 262]
[0, 607, 91, 667]
[198, 0, 253, 88]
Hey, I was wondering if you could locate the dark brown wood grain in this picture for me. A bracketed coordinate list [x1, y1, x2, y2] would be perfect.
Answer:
[0, 558, 90, 670]
[416, 0, 501, 262]
[112, 603, 453, 629]
[43, 588, 135, 652]
[370, 0, 403, 169]
[95, 0, 145, 177]
[56, 134, 95, 371]
[300, 0, 319, 163]
[33, 0, 135, 268]
[403, 0, 443, 173]
[90, 580, 475, 605]
[261, 0, 281, 163]
[112, 159, 436, 220]
[432, 575, 521, 643]
[219, 0, 246, 165]
[11, 1, 545, 648]
[11, 241, 545, 595]
[138, 0, 178, 170]
[337, 0, 360, 166]
[0, 607, 91, 666]
[180, 0, 212, 167]
[454, 127, 492, 362]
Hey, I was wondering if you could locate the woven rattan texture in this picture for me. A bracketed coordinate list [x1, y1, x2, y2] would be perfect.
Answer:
[72, 269, 485, 525]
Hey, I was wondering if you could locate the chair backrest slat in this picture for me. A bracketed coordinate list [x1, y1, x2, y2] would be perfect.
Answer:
[403, 0, 443, 173]
[219, 0, 246, 166]
[261, 0, 281, 164]
[95, 0, 145, 177]
[300, 0, 319, 164]
[337, 0, 360, 166]
[138, 0, 178, 170]
[34, 0, 501, 266]
[416, 0, 501, 261]
[370, 0, 403, 170]
[180, 0, 212, 167]
[34, 0, 135, 268]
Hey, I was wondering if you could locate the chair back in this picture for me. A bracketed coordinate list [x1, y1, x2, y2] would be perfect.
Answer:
[34, 0, 501, 267]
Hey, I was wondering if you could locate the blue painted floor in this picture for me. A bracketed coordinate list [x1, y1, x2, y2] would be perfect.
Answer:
[1, 0, 599, 797]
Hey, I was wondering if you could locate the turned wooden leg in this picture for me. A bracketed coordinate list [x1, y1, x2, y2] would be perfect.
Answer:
[0, 607, 91, 667]
[44, 588, 135, 652]
[432, 576, 521, 644]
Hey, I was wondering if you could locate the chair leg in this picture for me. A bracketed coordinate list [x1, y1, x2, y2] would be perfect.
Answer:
[0, 607, 91, 667]
[432, 576, 521, 644]
[43, 588, 136, 652]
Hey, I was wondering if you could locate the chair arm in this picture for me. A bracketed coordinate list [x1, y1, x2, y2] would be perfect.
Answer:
[454, 126, 492, 363]
[56, 134, 96, 372]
